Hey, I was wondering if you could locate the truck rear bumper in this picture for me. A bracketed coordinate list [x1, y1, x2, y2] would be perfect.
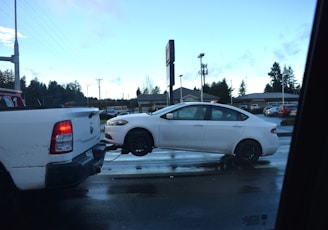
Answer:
[45, 143, 106, 189]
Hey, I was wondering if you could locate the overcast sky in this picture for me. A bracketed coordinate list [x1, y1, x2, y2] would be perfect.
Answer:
[0, 0, 317, 99]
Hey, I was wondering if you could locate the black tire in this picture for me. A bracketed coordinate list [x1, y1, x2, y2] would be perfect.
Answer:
[125, 130, 153, 156]
[234, 140, 261, 163]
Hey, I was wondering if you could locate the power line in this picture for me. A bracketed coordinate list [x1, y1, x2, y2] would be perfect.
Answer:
[17, 0, 75, 57]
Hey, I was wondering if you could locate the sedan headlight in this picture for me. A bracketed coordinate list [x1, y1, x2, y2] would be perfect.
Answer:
[107, 119, 128, 126]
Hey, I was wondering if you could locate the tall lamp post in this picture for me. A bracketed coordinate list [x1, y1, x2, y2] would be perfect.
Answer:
[198, 53, 205, 102]
[198, 53, 208, 102]
[0, 0, 20, 90]
[282, 74, 285, 105]
[86, 84, 91, 107]
[179, 74, 183, 102]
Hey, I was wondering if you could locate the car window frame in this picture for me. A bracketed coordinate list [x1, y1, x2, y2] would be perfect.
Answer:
[275, 0, 328, 229]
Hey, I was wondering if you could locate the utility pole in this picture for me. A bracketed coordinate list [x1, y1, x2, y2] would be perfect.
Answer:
[230, 79, 233, 105]
[96, 78, 102, 100]
[282, 74, 285, 105]
[86, 84, 91, 106]
[179, 74, 183, 102]
[198, 53, 204, 102]
[0, 0, 20, 90]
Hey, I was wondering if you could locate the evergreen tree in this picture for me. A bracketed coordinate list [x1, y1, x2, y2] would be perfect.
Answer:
[265, 62, 283, 92]
[47, 81, 66, 106]
[282, 65, 300, 94]
[204, 78, 232, 104]
[64, 81, 85, 105]
[265, 62, 300, 94]
[24, 78, 47, 106]
[0, 69, 15, 89]
[136, 87, 141, 96]
[238, 80, 246, 96]
[217, 78, 232, 104]
[151, 86, 161, 94]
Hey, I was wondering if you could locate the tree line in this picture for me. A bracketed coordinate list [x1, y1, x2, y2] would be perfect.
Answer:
[0, 61, 301, 107]
[137, 61, 301, 104]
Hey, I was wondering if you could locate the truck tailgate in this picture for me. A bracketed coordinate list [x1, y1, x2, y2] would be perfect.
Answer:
[69, 107, 102, 157]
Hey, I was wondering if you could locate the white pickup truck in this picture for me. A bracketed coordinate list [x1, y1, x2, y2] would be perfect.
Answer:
[0, 88, 106, 194]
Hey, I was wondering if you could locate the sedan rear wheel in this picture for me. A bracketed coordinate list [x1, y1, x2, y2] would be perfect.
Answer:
[234, 140, 261, 164]
[125, 130, 153, 156]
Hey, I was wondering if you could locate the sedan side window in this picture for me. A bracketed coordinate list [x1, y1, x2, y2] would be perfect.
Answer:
[210, 109, 223, 120]
[210, 106, 240, 121]
[171, 105, 206, 120]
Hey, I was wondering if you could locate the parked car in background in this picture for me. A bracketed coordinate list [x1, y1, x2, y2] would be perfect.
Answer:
[104, 102, 279, 163]
[278, 104, 298, 117]
[250, 104, 260, 110]
[240, 104, 248, 110]
[289, 108, 297, 117]
[0, 87, 25, 108]
[262, 105, 272, 115]
[118, 111, 130, 116]
[106, 108, 116, 116]
[264, 105, 280, 116]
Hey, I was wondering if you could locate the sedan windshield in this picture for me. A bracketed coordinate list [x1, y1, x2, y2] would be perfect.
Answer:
[151, 103, 183, 115]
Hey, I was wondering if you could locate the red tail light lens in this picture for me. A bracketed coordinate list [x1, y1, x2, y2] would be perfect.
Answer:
[50, 120, 73, 154]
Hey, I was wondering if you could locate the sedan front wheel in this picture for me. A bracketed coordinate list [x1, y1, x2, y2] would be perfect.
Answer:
[125, 130, 153, 157]
[234, 140, 261, 164]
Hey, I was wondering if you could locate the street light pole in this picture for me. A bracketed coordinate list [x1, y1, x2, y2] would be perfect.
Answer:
[179, 74, 183, 102]
[96, 78, 102, 100]
[282, 74, 285, 105]
[13, 0, 20, 90]
[0, 0, 20, 90]
[86, 84, 90, 107]
[198, 53, 204, 102]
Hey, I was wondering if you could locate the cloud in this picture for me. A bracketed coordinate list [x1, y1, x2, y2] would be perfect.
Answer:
[47, 0, 122, 16]
[0, 26, 16, 47]
[273, 23, 312, 62]
[110, 76, 121, 86]
[46, 0, 123, 42]
[210, 50, 255, 77]
[24, 68, 40, 79]
[0, 26, 25, 47]
[273, 48, 285, 61]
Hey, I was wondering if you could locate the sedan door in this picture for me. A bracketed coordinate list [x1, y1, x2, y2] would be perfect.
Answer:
[157, 105, 207, 150]
[202, 106, 246, 154]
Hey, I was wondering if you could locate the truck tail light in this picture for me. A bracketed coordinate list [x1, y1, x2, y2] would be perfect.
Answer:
[50, 120, 73, 154]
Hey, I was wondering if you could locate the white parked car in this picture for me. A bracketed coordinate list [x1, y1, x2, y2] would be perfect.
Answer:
[250, 104, 260, 110]
[264, 105, 280, 116]
[104, 102, 279, 163]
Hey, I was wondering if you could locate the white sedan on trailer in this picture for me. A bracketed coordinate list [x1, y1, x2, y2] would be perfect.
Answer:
[104, 102, 279, 163]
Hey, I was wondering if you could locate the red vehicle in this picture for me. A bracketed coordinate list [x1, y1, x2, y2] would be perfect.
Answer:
[0, 87, 25, 108]
[277, 104, 297, 117]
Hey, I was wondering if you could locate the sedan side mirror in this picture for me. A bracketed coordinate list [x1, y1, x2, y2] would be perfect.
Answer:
[166, 113, 173, 120]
